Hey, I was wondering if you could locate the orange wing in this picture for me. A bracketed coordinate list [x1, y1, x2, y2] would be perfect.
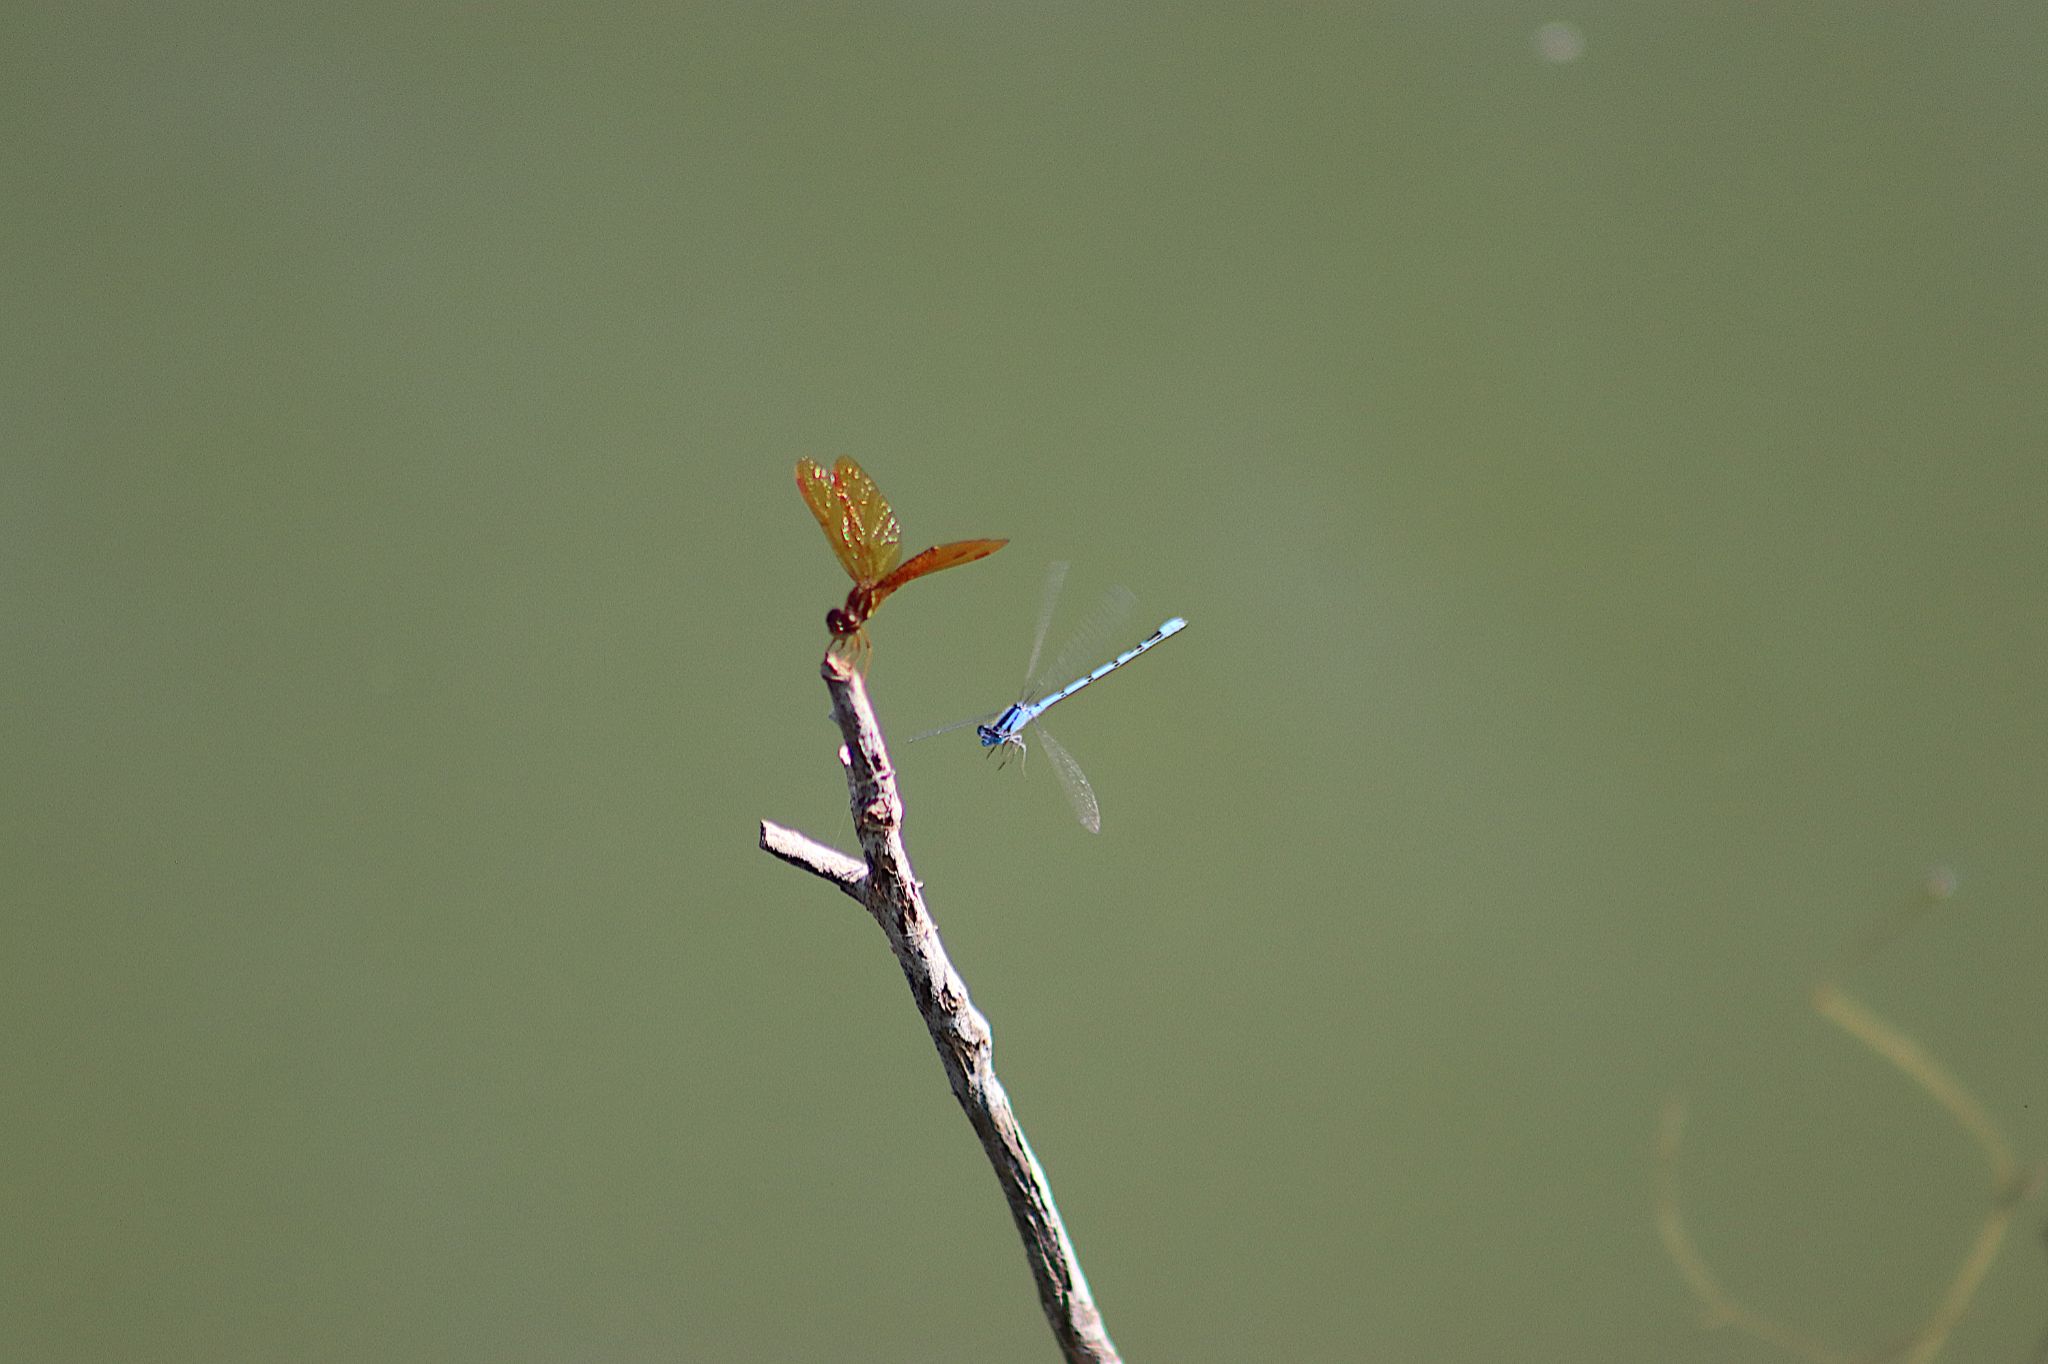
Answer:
[867, 538, 1008, 614]
[796, 457, 902, 585]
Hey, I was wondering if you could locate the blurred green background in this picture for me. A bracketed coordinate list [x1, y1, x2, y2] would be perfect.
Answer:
[6, 4, 2046, 1361]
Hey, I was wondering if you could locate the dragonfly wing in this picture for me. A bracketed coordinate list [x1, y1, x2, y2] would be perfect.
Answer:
[796, 457, 902, 583]
[829, 457, 903, 582]
[1021, 560, 1069, 686]
[868, 538, 1008, 613]
[1038, 584, 1137, 697]
[796, 458, 863, 580]
[1032, 723, 1101, 834]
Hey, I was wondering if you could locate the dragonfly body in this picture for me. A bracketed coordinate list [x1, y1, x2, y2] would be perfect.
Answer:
[977, 616, 1188, 754]
[795, 457, 1006, 667]
[921, 562, 1185, 833]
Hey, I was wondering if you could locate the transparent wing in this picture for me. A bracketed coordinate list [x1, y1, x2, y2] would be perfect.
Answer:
[1019, 560, 1069, 690]
[1032, 723, 1101, 834]
[796, 457, 902, 584]
[1034, 584, 1138, 699]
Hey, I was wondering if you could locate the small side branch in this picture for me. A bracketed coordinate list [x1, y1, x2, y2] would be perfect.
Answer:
[759, 819, 867, 902]
[761, 654, 1119, 1364]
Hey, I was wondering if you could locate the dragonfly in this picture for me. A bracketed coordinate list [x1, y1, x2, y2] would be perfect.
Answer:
[795, 456, 1007, 668]
[921, 562, 1187, 834]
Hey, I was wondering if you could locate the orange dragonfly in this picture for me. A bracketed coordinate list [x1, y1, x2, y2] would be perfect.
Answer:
[796, 457, 1007, 667]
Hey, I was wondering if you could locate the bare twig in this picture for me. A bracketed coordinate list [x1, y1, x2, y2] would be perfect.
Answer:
[1654, 1097, 1851, 1364]
[1809, 983, 2041, 1364]
[760, 652, 1120, 1364]
[1655, 884, 2042, 1364]
[1809, 983, 2021, 1194]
